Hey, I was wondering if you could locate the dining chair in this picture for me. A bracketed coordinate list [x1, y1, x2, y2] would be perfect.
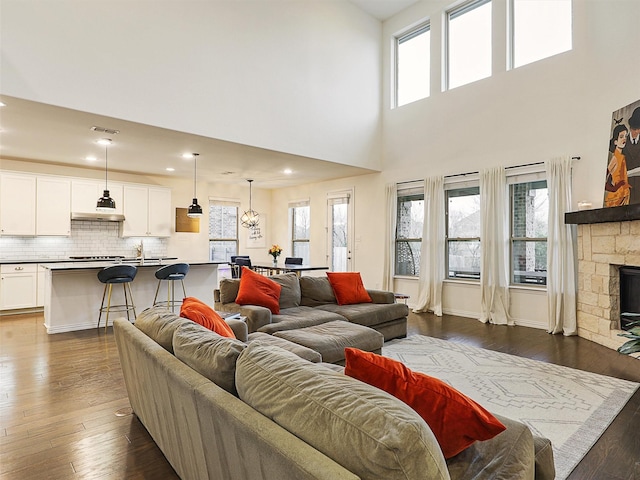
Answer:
[284, 257, 303, 265]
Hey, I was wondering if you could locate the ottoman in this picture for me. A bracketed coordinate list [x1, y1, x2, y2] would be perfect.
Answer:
[273, 320, 384, 365]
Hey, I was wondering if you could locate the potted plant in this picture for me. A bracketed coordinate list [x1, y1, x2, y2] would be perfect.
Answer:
[617, 320, 640, 356]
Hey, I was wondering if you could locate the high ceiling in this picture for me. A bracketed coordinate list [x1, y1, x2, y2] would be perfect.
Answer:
[0, 95, 377, 189]
[0, 1, 419, 188]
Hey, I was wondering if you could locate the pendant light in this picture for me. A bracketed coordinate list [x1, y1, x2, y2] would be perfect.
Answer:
[96, 138, 116, 211]
[241, 179, 260, 228]
[187, 153, 203, 218]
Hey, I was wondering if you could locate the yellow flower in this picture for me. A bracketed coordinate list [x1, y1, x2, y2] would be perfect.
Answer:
[269, 244, 283, 257]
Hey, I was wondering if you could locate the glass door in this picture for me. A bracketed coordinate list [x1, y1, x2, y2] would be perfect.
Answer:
[327, 190, 353, 272]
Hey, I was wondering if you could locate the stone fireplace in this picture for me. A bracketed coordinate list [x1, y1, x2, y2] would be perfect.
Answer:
[566, 204, 640, 350]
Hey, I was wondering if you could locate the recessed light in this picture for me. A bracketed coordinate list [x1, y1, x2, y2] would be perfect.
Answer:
[284, 168, 293, 175]
[96, 138, 112, 146]
[166, 167, 175, 172]
[85, 155, 98, 162]
[0, 102, 6, 107]
[182, 153, 194, 159]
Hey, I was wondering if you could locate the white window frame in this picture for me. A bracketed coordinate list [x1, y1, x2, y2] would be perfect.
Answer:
[208, 198, 240, 263]
[394, 21, 431, 108]
[395, 182, 424, 277]
[507, 166, 548, 287]
[444, 177, 481, 281]
[289, 199, 310, 264]
[445, 0, 492, 91]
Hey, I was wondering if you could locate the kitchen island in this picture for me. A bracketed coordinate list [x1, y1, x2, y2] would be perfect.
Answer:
[40, 259, 224, 334]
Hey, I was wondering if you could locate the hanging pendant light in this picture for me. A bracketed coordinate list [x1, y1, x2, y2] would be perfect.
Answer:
[187, 153, 203, 218]
[241, 179, 260, 228]
[96, 138, 116, 211]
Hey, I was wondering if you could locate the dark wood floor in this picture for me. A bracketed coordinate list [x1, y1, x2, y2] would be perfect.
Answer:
[1, 311, 639, 479]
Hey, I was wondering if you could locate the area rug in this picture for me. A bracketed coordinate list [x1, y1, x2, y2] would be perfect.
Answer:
[382, 335, 639, 480]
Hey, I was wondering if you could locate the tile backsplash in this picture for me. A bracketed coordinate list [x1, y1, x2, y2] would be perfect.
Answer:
[0, 220, 168, 260]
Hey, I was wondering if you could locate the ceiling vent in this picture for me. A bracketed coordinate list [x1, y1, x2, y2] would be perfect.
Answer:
[91, 126, 120, 135]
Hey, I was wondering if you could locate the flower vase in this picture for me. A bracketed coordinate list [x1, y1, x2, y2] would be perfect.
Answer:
[272, 257, 278, 267]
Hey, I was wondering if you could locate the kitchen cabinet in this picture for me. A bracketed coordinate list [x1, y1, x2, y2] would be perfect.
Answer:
[0, 172, 36, 235]
[121, 185, 171, 237]
[0, 264, 37, 310]
[37, 177, 71, 235]
[71, 179, 123, 215]
[37, 264, 46, 307]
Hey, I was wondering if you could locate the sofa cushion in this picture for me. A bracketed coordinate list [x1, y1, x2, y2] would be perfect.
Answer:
[316, 302, 409, 329]
[326, 272, 372, 305]
[236, 344, 451, 480]
[269, 273, 302, 309]
[344, 348, 506, 459]
[257, 307, 344, 334]
[218, 278, 240, 305]
[274, 320, 384, 364]
[236, 267, 282, 314]
[173, 322, 246, 396]
[180, 297, 236, 338]
[135, 305, 191, 353]
[247, 332, 322, 363]
[298, 276, 337, 307]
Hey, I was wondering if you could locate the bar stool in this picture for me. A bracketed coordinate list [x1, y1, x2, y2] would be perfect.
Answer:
[153, 263, 190, 312]
[97, 265, 137, 332]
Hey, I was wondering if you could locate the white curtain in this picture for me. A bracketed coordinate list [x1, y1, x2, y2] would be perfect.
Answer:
[546, 157, 577, 335]
[479, 167, 512, 325]
[382, 183, 397, 292]
[413, 176, 445, 316]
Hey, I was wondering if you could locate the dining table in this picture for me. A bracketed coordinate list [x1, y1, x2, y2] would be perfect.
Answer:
[251, 263, 329, 276]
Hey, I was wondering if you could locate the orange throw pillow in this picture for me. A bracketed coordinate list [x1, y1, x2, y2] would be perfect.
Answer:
[326, 272, 372, 305]
[180, 297, 236, 339]
[235, 267, 282, 314]
[344, 348, 506, 459]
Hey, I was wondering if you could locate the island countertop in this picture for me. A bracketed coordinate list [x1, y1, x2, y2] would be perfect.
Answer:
[39, 259, 227, 270]
[41, 261, 223, 334]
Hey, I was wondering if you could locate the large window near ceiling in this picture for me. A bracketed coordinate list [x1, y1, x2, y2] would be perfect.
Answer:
[290, 201, 310, 264]
[446, 0, 492, 90]
[396, 22, 430, 107]
[510, 179, 548, 285]
[510, 0, 572, 69]
[396, 186, 424, 276]
[209, 201, 239, 262]
[446, 186, 481, 280]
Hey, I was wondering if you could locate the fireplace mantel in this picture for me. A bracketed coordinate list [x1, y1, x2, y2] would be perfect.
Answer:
[565, 204, 640, 225]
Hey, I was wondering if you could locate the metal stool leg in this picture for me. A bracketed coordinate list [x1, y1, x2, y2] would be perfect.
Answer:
[181, 279, 187, 299]
[127, 282, 137, 318]
[153, 279, 162, 306]
[105, 284, 113, 332]
[98, 283, 108, 329]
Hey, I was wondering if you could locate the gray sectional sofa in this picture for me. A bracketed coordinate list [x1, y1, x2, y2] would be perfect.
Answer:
[114, 306, 555, 480]
[214, 273, 409, 341]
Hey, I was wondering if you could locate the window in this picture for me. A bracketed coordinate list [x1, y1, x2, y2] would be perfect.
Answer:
[209, 201, 238, 262]
[395, 187, 424, 276]
[510, 0, 572, 69]
[290, 201, 310, 264]
[446, 0, 492, 90]
[510, 180, 548, 285]
[446, 186, 481, 280]
[396, 22, 430, 107]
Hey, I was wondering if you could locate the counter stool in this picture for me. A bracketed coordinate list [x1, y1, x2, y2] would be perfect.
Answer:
[153, 263, 189, 312]
[97, 265, 137, 332]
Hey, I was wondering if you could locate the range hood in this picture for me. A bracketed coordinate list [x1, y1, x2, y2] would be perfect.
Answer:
[71, 212, 126, 222]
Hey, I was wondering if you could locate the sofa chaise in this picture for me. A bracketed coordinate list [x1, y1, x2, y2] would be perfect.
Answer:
[113, 306, 555, 480]
[214, 273, 409, 341]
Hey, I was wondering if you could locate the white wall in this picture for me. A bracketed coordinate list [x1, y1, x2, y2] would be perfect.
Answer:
[0, 0, 382, 169]
[378, 0, 640, 328]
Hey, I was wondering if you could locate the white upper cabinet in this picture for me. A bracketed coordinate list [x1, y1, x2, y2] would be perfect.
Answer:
[71, 179, 123, 215]
[36, 177, 71, 236]
[121, 185, 171, 237]
[0, 172, 37, 236]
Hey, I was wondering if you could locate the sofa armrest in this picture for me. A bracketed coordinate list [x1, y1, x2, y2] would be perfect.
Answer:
[367, 289, 395, 304]
[226, 319, 248, 342]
